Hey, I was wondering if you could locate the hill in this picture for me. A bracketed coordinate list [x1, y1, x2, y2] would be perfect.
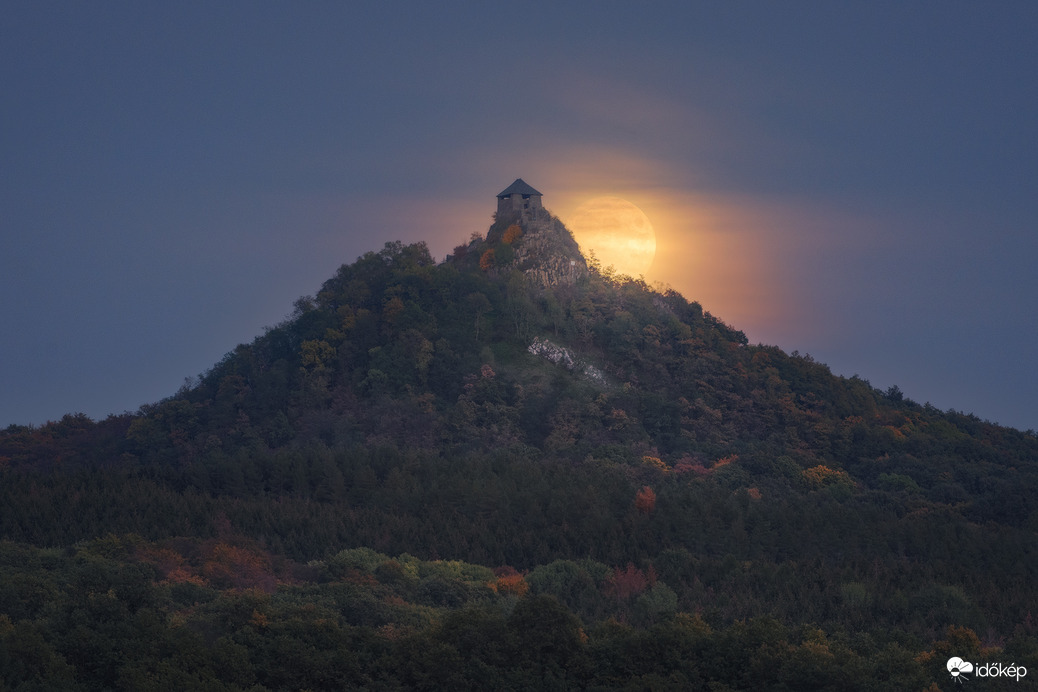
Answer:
[2, 205, 1037, 689]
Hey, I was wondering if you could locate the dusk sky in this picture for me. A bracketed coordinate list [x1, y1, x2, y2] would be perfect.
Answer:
[3, 2, 1036, 432]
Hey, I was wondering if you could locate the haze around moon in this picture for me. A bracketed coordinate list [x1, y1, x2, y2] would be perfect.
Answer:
[567, 196, 657, 277]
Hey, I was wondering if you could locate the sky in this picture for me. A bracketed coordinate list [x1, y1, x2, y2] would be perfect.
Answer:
[2, 2, 1036, 432]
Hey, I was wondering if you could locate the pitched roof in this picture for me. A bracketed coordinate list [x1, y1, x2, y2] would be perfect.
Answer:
[497, 178, 542, 198]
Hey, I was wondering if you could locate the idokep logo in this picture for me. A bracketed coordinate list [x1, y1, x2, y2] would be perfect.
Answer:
[947, 657, 973, 681]
[947, 656, 1028, 683]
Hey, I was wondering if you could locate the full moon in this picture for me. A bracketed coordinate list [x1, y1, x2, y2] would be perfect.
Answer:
[567, 197, 657, 277]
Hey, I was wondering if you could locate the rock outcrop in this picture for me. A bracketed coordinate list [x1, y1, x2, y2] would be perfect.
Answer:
[527, 336, 607, 387]
[510, 209, 588, 287]
[466, 181, 588, 287]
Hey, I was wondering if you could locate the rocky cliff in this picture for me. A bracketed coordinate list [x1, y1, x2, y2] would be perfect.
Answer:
[511, 209, 587, 287]
[476, 207, 587, 288]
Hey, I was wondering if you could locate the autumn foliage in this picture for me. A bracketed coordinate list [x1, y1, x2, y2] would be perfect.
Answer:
[202, 542, 277, 592]
[640, 455, 667, 472]
[604, 562, 649, 600]
[802, 464, 853, 489]
[137, 538, 281, 592]
[2, 240, 1038, 689]
[634, 485, 656, 514]
[492, 572, 530, 596]
[713, 454, 738, 469]
[502, 224, 523, 244]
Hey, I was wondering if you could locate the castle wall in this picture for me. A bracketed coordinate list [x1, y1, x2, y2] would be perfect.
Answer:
[497, 193, 542, 219]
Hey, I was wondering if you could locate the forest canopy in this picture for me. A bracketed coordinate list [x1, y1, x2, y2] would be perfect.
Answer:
[2, 237, 1037, 689]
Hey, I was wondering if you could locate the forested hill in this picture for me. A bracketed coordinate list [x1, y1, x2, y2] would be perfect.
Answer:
[2, 221, 1038, 689]
[4, 234, 1036, 518]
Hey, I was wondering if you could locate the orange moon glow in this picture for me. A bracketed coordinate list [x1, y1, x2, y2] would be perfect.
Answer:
[568, 196, 657, 277]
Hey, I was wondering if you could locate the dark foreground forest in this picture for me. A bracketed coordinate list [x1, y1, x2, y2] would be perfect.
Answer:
[2, 228, 1037, 690]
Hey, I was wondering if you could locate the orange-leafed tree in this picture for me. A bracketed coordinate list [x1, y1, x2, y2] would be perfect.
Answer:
[494, 573, 530, 596]
[201, 542, 277, 592]
[802, 464, 852, 489]
[604, 563, 649, 600]
[479, 249, 496, 271]
[635, 485, 656, 514]
[502, 224, 523, 244]
[492, 565, 530, 596]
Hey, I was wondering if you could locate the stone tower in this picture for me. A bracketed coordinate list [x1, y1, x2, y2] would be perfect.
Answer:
[496, 178, 543, 220]
[488, 179, 587, 287]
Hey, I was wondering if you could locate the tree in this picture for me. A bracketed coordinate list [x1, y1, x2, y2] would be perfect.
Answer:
[502, 224, 523, 244]
[604, 563, 648, 601]
[300, 339, 336, 373]
[506, 272, 535, 340]
[508, 594, 585, 668]
[465, 292, 492, 341]
[635, 486, 657, 514]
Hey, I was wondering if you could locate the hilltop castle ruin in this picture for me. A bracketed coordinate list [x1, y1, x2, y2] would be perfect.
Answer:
[486, 179, 586, 287]
[496, 178, 543, 221]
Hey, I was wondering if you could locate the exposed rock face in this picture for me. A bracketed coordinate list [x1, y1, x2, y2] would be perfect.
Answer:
[480, 182, 587, 287]
[527, 335, 577, 369]
[509, 208, 587, 288]
[527, 336, 607, 387]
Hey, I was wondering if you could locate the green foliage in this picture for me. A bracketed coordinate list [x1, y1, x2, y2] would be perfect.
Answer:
[2, 236, 1038, 688]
